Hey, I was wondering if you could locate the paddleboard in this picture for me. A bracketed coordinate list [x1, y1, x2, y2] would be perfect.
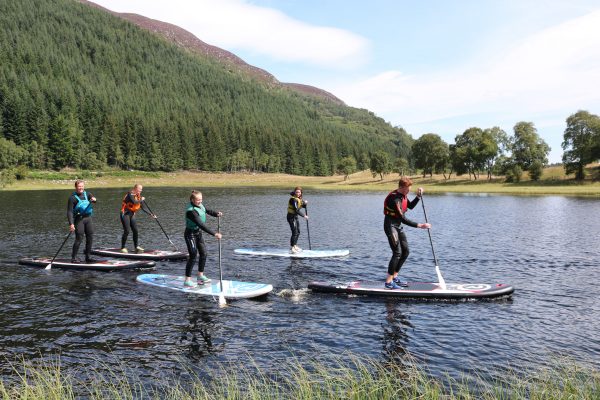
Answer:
[91, 248, 188, 260]
[136, 273, 273, 299]
[19, 257, 156, 271]
[234, 248, 350, 258]
[308, 280, 514, 299]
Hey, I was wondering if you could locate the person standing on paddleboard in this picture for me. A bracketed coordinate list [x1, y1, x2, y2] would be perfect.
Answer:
[67, 179, 97, 263]
[383, 177, 430, 289]
[287, 186, 308, 254]
[183, 190, 223, 288]
[119, 184, 156, 254]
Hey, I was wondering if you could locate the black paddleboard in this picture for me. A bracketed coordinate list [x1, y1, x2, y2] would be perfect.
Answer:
[91, 248, 188, 260]
[308, 280, 514, 299]
[18, 257, 156, 271]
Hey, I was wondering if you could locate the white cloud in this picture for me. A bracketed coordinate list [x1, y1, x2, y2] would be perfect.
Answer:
[91, 0, 369, 68]
[333, 9, 600, 126]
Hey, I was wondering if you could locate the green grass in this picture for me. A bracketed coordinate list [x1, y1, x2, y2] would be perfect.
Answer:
[3, 164, 600, 195]
[1, 355, 598, 399]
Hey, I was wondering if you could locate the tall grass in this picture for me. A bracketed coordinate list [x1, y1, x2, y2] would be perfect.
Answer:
[1, 355, 598, 399]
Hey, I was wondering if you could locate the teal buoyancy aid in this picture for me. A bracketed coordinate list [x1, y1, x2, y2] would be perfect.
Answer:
[72, 191, 93, 217]
[185, 202, 206, 229]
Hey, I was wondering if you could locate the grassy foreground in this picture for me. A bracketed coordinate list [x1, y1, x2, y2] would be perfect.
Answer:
[2, 165, 600, 195]
[1, 355, 599, 399]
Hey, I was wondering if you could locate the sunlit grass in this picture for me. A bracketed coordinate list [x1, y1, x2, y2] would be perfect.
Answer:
[3, 165, 600, 195]
[1, 355, 598, 399]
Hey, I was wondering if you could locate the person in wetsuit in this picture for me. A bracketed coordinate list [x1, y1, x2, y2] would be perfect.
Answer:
[183, 190, 223, 288]
[67, 179, 97, 263]
[383, 177, 430, 289]
[119, 184, 156, 253]
[287, 186, 308, 254]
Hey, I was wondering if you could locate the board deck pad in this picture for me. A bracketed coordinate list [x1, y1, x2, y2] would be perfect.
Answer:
[234, 248, 350, 258]
[19, 257, 156, 271]
[136, 274, 273, 299]
[91, 248, 188, 260]
[308, 280, 514, 299]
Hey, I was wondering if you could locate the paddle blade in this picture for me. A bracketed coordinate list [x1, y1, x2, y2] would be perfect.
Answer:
[44, 263, 52, 270]
[218, 292, 227, 307]
[436, 265, 447, 290]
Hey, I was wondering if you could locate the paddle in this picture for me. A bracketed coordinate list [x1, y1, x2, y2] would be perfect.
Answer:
[45, 231, 72, 270]
[305, 204, 312, 250]
[420, 194, 447, 290]
[142, 200, 179, 251]
[217, 216, 226, 306]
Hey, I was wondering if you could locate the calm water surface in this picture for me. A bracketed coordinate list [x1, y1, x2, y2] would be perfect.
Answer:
[1, 187, 599, 387]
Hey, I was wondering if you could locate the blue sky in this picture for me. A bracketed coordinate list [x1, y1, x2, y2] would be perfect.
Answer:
[92, 0, 600, 163]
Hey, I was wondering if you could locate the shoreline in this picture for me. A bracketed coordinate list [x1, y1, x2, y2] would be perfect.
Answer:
[2, 169, 600, 196]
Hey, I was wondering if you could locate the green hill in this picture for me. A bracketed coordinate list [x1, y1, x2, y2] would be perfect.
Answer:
[0, 0, 413, 175]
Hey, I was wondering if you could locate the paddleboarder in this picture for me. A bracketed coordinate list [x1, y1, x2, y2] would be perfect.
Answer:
[183, 190, 223, 287]
[119, 183, 156, 254]
[287, 186, 308, 254]
[67, 179, 97, 263]
[383, 177, 430, 289]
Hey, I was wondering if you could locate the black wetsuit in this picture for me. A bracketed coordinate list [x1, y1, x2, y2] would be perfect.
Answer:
[287, 195, 306, 247]
[67, 192, 95, 262]
[383, 190, 420, 275]
[120, 193, 150, 249]
[184, 204, 219, 278]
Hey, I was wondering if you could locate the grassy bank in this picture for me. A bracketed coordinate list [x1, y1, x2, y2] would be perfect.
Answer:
[1, 355, 598, 399]
[2, 166, 600, 195]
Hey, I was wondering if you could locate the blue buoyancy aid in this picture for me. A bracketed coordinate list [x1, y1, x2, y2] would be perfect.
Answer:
[72, 191, 93, 217]
[185, 202, 206, 229]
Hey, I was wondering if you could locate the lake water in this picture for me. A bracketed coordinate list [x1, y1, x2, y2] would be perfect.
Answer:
[1, 187, 599, 388]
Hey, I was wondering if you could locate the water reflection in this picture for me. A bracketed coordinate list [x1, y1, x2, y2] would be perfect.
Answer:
[182, 309, 222, 360]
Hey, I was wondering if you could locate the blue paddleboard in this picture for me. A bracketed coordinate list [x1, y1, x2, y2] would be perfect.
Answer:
[234, 248, 350, 258]
[136, 273, 273, 299]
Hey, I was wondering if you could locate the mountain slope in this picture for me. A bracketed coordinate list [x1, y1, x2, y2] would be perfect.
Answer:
[0, 0, 412, 174]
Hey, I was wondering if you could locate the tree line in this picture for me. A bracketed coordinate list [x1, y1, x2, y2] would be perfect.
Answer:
[0, 0, 412, 180]
[361, 111, 600, 182]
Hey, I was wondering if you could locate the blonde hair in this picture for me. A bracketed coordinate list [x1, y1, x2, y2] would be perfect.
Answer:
[190, 190, 202, 201]
[133, 183, 142, 190]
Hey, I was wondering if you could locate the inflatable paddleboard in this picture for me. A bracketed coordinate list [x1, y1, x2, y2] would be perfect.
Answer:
[136, 273, 273, 299]
[234, 248, 350, 258]
[91, 248, 188, 260]
[19, 257, 156, 271]
[308, 280, 514, 299]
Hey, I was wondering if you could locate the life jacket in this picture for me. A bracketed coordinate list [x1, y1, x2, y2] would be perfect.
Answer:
[121, 192, 142, 214]
[383, 190, 407, 217]
[287, 195, 303, 215]
[185, 202, 206, 229]
[72, 191, 93, 217]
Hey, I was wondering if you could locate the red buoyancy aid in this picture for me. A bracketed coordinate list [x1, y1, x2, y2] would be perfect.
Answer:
[121, 192, 142, 214]
[383, 190, 408, 217]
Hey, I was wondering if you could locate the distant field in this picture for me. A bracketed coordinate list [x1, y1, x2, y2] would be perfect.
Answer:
[4, 165, 600, 196]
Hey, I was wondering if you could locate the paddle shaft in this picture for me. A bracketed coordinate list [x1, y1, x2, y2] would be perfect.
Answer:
[142, 200, 178, 251]
[217, 216, 224, 293]
[47, 231, 72, 267]
[305, 204, 312, 250]
[420, 195, 439, 266]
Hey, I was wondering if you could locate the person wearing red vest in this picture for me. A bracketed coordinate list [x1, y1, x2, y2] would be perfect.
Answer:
[120, 184, 155, 253]
[383, 177, 430, 289]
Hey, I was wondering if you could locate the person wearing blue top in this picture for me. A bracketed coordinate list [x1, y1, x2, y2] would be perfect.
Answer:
[183, 190, 223, 288]
[67, 180, 97, 263]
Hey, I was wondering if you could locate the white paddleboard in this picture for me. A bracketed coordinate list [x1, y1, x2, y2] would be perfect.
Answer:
[136, 273, 273, 299]
[234, 248, 350, 258]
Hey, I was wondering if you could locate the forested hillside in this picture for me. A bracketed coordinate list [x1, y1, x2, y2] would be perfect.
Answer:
[0, 0, 412, 175]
